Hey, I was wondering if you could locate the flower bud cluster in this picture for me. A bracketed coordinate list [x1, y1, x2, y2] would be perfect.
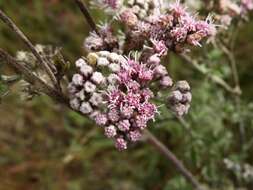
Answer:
[125, 0, 161, 19]
[69, 51, 185, 150]
[167, 80, 192, 117]
[84, 25, 119, 52]
[120, 0, 216, 54]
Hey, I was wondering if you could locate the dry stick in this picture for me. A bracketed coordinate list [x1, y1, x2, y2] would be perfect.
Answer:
[74, 0, 98, 33]
[0, 49, 68, 105]
[180, 53, 241, 96]
[144, 130, 204, 190]
[0, 9, 60, 90]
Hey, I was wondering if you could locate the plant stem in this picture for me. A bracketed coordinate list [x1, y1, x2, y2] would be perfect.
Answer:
[180, 53, 241, 96]
[0, 49, 68, 105]
[0, 9, 60, 90]
[74, 0, 98, 33]
[144, 130, 204, 190]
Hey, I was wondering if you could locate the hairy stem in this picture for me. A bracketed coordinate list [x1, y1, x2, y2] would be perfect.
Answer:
[144, 130, 204, 190]
[74, 0, 98, 33]
[0, 9, 60, 90]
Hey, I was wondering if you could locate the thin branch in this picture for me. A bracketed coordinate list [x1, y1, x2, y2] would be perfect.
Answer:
[180, 53, 241, 96]
[218, 42, 241, 92]
[0, 9, 60, 90]
[218, 37, 245, 148]
[0, 49, 68, 105]
[74, 0, 98, 33]
[144, 130, 205, 190]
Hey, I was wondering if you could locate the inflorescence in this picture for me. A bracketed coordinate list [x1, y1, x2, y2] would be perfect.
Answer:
[69, 0, 221, 150]
[69, 51, 190, 150]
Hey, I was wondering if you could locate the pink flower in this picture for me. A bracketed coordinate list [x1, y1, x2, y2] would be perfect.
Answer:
[108, 108, 120, 122]
[115, 138, 127, 151]
[124, 92, 141, 107]
[108, 89, 123, 107]
[118, 70, 132, 84]
[171, 27, 188, 42]
[148, 54, 161, 65]
[181, 15, 197, 32]
[126, 80, 140, 91]
[138, 66, 154, 81]
[141, 88, 154, 101]
[120, 105, 134, 118]
[120, 9, 138, 28]
[170, 0, 188, 18]
[195, 16, 216, 37]
[138, 102, 157, 119]
[160, 76, 173, 87]
[129, 130, 142, 142]
[154, 65, 168, 77]
[104, 125, 117, 138]
[95, 113, 108, 126]
[135, 115, 148, 129]
[152, 40, 168, 56]
[118, 120, 131, 131]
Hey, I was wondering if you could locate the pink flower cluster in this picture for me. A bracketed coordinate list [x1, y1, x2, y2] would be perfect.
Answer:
[120, 0, 216, 54]
[69, 51, 189, 151]
[104, 60, 158, 150]
[68, 52, 155, 150]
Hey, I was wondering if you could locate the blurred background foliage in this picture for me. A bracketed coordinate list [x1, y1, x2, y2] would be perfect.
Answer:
[0, 0, 253, 190]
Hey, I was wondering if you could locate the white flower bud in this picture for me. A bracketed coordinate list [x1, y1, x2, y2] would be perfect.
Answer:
[80, 102, 93, 114]
[84, 81, 96, 93]
[91, 72, 105, 85]
[109, 52, 120, 62]
[75, 58, 87, 68]
[80, 64, 93, 77]
[154, 65, 168, 77]
[70, 98, 80, 110]
[97, 57, 109, 66]
[107, 73, 120, 84]
[72, 74, 83, 86]
[75, 89, 86, 101]
[89, 93, 104, 106]
[98, 51, 110, 57]
[109, 63, 121, 73]
[68, 83, 77, 95]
